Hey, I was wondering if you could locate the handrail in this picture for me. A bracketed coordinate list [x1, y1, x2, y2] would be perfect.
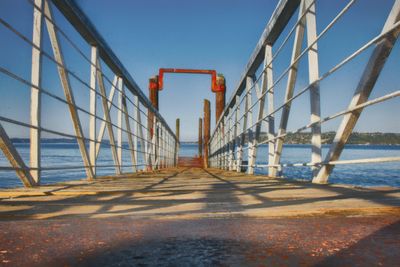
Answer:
[208, 0, 400, 184]
[52, 0, 177, 141]
[0, 0, 179, 187]
[212, 0, 301, 131]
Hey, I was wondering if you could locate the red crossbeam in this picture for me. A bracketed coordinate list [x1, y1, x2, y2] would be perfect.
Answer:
[150, 68, 225, 93]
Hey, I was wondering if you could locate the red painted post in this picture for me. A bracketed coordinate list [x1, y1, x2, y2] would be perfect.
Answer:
[148, 75, 159, 170]
[215, 74, 226, 123]
[203, 99, 211, 168]
[198, 118, 203, 157]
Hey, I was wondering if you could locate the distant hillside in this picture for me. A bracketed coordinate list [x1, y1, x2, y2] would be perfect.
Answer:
[10, 132, 400, 145]
[260, 132, 400, 145]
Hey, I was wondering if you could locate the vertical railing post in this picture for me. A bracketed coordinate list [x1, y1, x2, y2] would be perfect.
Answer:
[96, 59, 120, 175]
[163, 126, 166, 168]
[265, 45, 275, 176]
[251, 44, 275, 176]
[95, 76, 117, 159]
[89, 46, 97, 177]
[246, 76, 255, 174]
[158, 122, 163, 168]
[135, 96, 146, 170]
[157, 120, 161, 168]
[151, 116, 157, 170]
[133, 100, 138, 171]
[232, 100, 239, 171]
[44, 0, 94, 179]
[305, 0, 322, 178]
[175, 118, 180, 167]
[120, 78, 137, 172]
[117, 77, 123, 172]
[243, 76, 254, 174]
[30, 0, 43, 184]
[223, 115, 229, 170]
[235, 96, 242, 172]
[228, 108, 234, 170]
[313, 0, 400, 183]
[271, 0, 306, 177]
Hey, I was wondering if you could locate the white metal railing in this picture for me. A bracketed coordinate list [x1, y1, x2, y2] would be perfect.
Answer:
[0, 0, 178, 187]
[208, 0, 400, 183]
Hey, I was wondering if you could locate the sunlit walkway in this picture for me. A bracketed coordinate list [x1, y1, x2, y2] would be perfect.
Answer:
[0, 167, 399, 266]
[0, 167, 399, 219]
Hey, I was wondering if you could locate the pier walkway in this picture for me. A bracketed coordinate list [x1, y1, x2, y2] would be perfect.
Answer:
[0, 165, 399, 265]
[0, 167, 399, 219]
[1, 0, 400, 265]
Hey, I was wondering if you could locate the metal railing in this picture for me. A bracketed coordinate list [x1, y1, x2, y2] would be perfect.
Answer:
[209, 0, 400, 183]
[0, 0, 178, 187]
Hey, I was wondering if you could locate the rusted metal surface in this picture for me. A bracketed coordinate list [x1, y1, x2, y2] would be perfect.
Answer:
[215, 90, 225, 122]
[157, 68, 225, 93]
[203, 100, 211, 168]
[178, 157, 203, 168]
[0, 216, 398, 266]
[215, 75, 226, 122]
[198, 118, 203, 157]
[148, 86, 159, 129]
[147, 81, 159, 171]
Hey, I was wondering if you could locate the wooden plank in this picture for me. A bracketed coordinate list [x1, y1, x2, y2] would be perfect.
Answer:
[271, 0, 306, 177]
[30, 0, 43, 184]
[305, 0, 322, 178]
[0, 123, 36, 187]
[313, 0, 400, 184]
[95, 76, 117, 159]
[44, 1, 94, 179]
[89, 46, 97, 177]
[96, 58, 121, 175]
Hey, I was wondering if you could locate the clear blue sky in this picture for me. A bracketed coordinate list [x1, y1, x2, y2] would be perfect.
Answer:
[0, 0, 399, 141]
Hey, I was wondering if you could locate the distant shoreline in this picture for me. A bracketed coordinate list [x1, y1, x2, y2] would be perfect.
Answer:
[10, 132, 400, 145]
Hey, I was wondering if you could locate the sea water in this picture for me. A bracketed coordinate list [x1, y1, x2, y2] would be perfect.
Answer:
[0, 142, 399, 188]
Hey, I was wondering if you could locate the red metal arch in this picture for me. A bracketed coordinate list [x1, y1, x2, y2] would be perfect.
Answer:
[149, 68, 225, 93]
